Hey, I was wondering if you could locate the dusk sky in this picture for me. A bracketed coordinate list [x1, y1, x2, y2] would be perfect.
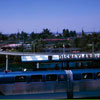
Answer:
[0, 0, 100, 34]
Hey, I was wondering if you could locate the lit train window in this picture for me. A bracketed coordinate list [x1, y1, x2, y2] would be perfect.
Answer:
[46, 74, 57, 81]
[96, 72, 100, 79]
[31, 75, 42, 82]
[82, 73, 93, 79]
[15, 76, 26, 82]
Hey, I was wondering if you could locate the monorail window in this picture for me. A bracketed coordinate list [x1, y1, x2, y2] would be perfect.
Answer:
[75, 62, 81, 67]
[69, 62, 82, 68]
[15, 76, 26, 82]
[40, 62, 63, 69]
[96, 72, 100, 79]
[68, 61, 99, 68]
[73, 74, 81, 80]
[69, 62, 76, 68]
[59, 74, 66, 81]
[82, 73, 93, 79]
[0, 77, 14, 84]
[31, 75, 42, 82]
[96, 62, 100, 67]
[46, 74, 57, 81]
[62, 62, 68, 68]
[93, 62, 100, 67]
[81, 62, 88, 67]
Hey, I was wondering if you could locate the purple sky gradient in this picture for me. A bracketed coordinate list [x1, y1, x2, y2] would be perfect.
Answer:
[0, 0, 100, 34]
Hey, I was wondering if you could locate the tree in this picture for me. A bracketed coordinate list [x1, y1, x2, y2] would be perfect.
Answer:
[16, 32, 20, 41]
[20, 31, 28, 42]
[73, 38, 80, 48]
[40, 28, 53, 39]
[30, 32, 35, 40]
[0, 32, 8, 41]
[42, 28, 50, 34]
[70, 31, 76, 37]
[32, 39, 45, 52]
[9, 34, 17, 41]
[63, 29, 70, 38]
[0, 32, 3, 40]
[56, 33, 63, 39]
[82, 29, 86, 37]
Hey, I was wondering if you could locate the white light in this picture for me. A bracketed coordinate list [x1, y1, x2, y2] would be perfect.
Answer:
[24, 68, 27, 71]
[53, 55, 59, 60]
[26, 56, 32, 61]
[82, 54, 84, 58]
[35, 56, 43, 60]
[44, 55, 48, 58]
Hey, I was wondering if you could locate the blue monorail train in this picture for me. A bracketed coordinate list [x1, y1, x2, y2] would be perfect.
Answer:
[0, 69, 100, 99]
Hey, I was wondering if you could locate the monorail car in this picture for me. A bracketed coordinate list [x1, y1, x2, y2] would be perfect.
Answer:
[0, 69, 100, 99]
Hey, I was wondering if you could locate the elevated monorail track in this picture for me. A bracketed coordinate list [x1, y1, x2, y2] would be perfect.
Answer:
[0, 51, 99, 57]
[0, 51, 49, 56]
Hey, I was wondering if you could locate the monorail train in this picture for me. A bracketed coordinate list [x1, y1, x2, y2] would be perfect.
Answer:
[0, 69, 100, 99]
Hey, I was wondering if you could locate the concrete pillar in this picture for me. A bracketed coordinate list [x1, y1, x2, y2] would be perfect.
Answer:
[37, 63, 39, 69]
[6, 55, 8, 71]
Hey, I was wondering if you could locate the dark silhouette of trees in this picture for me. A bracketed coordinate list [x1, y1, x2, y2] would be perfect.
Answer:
[63, 29, 70, 37]
[63, 29, 76, 38]
[40, 28, 54, 39]
[16, 32, 20, 42]
[8, 34, 17, 41]
[30, 32, 35, 40]
[82, 29, 86, 37]
[20, 31, 28, 42]
[0, 32, 8, 41]
[0, 29, 100, 52]
[70, 31, 76, 37]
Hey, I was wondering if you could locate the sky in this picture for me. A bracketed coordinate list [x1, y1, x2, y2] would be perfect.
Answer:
[0, 0, 100, 34]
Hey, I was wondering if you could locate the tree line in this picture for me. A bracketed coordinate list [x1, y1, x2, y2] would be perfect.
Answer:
[0, 28, 100, 52]
[0, 28, 77, 42]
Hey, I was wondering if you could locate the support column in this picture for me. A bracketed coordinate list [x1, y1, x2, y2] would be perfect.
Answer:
[37, 63, 39, 69]
[6, 55, 8, 71]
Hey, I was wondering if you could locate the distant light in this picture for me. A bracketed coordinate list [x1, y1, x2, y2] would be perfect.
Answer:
[24, 68, 27, 71]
